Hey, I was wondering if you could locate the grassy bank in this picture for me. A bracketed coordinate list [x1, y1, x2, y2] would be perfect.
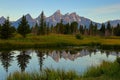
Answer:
[7, 58, 120, 80]
[0, 33, 120, 50]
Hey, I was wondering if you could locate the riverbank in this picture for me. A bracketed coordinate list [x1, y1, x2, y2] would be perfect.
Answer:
[0, 34, 120, 50]
[7, 58, 120, 80]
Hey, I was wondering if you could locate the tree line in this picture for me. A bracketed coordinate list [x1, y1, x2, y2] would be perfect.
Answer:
[0, 11, 120, 39]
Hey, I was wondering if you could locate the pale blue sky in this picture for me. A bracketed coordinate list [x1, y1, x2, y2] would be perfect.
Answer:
[0, 0, 120, 23]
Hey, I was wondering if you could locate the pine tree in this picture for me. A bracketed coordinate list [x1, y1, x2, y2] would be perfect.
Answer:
[70, 22, 78, 34]
[32, 23, 39, 35]
[106, 21, 111, 36]
[84, 26, 88, 35]
[79, 25, 84, 35]
[10, 26, 16, 33]
[64, 23, 70, 34]
[50, 24, 54, 33]
[93, 23, 97, 36]
[44, 22, 47, 34]
[89, 21, 94, 35]
[0, 24, 1, 31]
[55, 23, 60, 34]
[111, 26, 114, 36]
[46, 23, 50, 34]
[59, 19, 64, 34]
[0, 24, 2, 36]
[39, 11, 46, 35]
[100, 23, 105, 36]
[17, 15, 30, 38]
[0, 17, 13, 39]
[106, 21, 111, 31]
[114, 23, 120, 36]
[46, 26, 50, 35]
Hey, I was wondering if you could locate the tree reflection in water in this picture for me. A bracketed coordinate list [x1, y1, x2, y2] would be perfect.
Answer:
[17, 51, 31, 72]
[36, 50, 45, 72]
[0, 48, 119, 73]
[0, 51, 14, 72]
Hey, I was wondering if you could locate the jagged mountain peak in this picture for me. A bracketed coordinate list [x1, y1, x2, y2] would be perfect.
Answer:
[12, 14, 36, 27]
[46, 10, 63, 26]
[70, 12, 76, 15]
[0, 10, 119, 28]
[54, 10, 61, 15]
[0, 16, 6, 19]
[104, 19, 120, 27]
[69, 12, 80, 18]
[52, 10, 62, 17]
[65, 13, 69, 15]
[36, 13, 46, 24]
[24, 14, 34, 20]
[0, 16, 6, 24]
[25, 14, 31, 18]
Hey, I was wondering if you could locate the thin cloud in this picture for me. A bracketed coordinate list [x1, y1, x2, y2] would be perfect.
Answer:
[90, 4, 120, 15]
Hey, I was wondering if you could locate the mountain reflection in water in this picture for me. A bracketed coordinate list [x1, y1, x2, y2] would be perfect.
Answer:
[0, 49, 119, 80]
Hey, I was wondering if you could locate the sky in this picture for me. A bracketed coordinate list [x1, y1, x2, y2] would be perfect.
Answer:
[0, 0, 120, 23]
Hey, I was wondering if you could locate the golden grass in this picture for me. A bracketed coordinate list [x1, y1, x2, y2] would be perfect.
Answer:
[0, 33, 120, 50]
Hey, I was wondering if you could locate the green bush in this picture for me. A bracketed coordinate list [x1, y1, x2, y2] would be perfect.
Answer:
[75, 34, 83, 40]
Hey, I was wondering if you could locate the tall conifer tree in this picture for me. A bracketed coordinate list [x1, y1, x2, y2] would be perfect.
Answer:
[0, 17, 12, 39]
[39, 11, 46, 35]
[17, 15, 30, 38]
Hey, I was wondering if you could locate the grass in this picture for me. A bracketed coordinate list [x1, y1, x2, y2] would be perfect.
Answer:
[7, 69, 80, 80]
[83, 60, 120, 80]
[0, 33, 120, 50]
[7, 57, 120, 80]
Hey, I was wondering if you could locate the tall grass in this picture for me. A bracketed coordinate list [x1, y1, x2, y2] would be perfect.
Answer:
[0, 34, 120, 50]
[7, 69, 80, 80]
[7, 57, 120, 80]
[83, 58, 120, 80]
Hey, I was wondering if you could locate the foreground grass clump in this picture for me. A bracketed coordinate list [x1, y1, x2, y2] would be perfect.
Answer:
[7, 58, 120, 80]
[83, 57, 120, 80]
[7, 69, 79, 80]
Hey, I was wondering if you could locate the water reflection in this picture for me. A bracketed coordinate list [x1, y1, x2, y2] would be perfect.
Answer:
[0, 49, 120, 80]
[17, 51, 31, 72]
[0, 51, 14, 72]
[36, 50, 45, 71]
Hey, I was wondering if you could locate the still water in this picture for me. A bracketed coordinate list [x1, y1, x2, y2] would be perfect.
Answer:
[0, 48, 119, 80]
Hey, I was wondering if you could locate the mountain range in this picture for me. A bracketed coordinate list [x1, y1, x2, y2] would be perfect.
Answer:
[0, 10, 120, 28]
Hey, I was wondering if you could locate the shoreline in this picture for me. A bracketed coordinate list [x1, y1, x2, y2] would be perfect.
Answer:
[0, 42, 120, 51]
[0, 34, 120, 50]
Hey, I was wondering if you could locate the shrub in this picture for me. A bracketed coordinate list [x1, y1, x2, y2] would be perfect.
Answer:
[75, 34, 83, 40]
